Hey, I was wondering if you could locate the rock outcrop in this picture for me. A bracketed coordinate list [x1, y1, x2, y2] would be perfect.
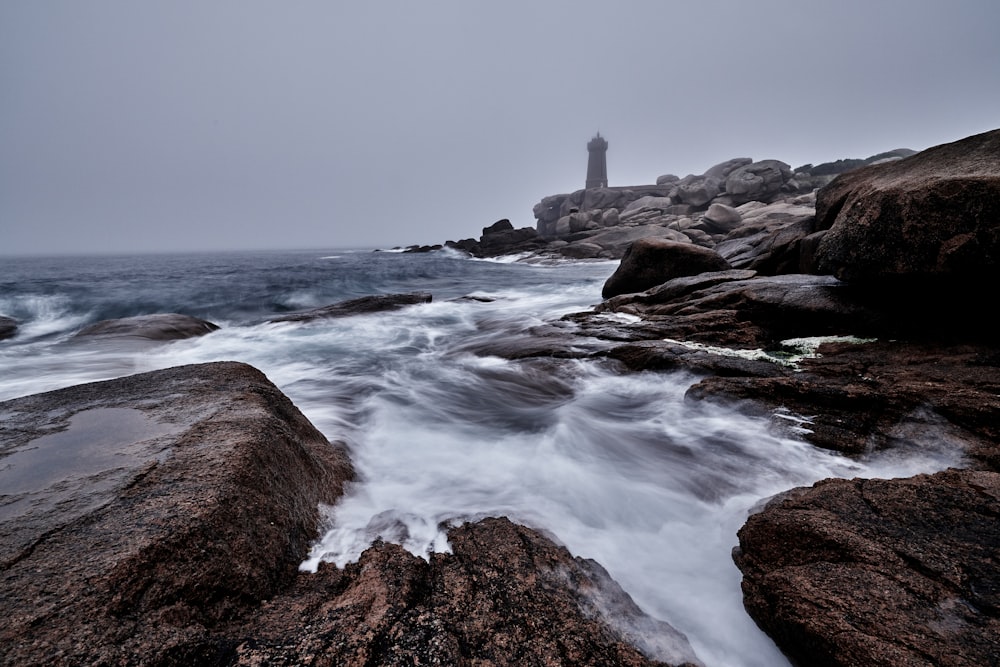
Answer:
[734, 470, 1000, 667]
[0, 362, 355, 666]
[73, 312, 220, 340]
[0, 363, 696, 666]
[714, 197, 819, 274]
[602, 239, 732, 299]
[269, 292, 433, 323]
[236, 517, 699, 667]
[810, 128, 1000, 291]
[592, 271, 884, 348]
[548, 128, 1000, 667]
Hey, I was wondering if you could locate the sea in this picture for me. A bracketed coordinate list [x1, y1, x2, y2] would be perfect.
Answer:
[0, 248, 964, 667]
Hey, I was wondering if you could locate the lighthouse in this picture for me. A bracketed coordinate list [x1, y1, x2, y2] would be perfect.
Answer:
[585, 132, 608, 189]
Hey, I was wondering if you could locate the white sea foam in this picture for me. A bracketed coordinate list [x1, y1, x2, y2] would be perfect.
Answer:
[0, 253, 965, 667]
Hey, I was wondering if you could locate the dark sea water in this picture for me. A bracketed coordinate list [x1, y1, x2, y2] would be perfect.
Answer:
[0, 249, 962, 666]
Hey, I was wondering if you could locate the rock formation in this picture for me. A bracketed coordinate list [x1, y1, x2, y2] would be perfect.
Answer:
[734, 470, 1000, 667]
[268, 292, 433, 323]
[0, 362, 695, 666]
[602, 238, 732, 299]
[809, 128, 1000, 292]
[235, 517, 699, 666]
[0, 362, 354, 665]
[543, 129, 1000, 666]
[0, 315, 16, 340]
[73, 312, 220, 340]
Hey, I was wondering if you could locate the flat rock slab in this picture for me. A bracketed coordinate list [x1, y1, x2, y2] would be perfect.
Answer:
[0, 362, 354, 665]
[268, 292, 432, 323]
[734, 469, 1000, 667]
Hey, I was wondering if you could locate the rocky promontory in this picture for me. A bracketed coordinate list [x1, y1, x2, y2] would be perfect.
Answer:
[439, 128, 1000, 665]
[0, 362, 354, 665]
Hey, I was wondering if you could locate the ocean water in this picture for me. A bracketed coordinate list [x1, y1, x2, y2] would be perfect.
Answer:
[0, 249, 964, 666]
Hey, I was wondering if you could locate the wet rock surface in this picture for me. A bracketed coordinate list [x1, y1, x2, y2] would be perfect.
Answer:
[0, 362, 354, 666]
[0, 362, 693, 666]
[73, 312, 220, 340]
[734, 470, 1000, 667]
[231, 517, 698, 667]
[810, 128, 1000, 290]
[268, 291, 433, 323]
[0, 315, 16, 340]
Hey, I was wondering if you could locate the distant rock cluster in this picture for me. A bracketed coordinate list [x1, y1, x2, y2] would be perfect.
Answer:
[433, 148, 915, 263]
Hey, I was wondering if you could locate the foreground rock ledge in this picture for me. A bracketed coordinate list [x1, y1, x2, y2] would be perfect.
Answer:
[235, 517, 699, 667]
[0, 362, 355, 666]
[0, 363, 694, 666]
[734, 470, 1000, 667]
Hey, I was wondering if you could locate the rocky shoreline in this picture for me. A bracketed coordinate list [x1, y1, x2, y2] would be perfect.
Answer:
[2, 128, 998, 666]
[0, 363, 697, 666]
[425, 128, 1000, 665]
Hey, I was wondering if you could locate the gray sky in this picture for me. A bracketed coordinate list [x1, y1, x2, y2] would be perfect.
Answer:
[2, 0, 998, 255]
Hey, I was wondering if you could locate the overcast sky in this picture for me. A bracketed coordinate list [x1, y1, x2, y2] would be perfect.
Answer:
[2, 1, 998, 255]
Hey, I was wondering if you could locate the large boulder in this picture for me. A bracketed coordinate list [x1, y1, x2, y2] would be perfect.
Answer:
[602, 238, 732, 299]
[725, 160, 793, 205]
[0, 362, 355, 665]
[734, 469, 1000, 667]
[703, 157, 753, 182]
[675, 175, 722, 207]
[73, 313, 219, 340]
[698, 202, 743, 235]
[811, 128, 1000, 291]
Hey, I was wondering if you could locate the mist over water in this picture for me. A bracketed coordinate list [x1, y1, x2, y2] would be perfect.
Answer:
[0, 250, 964, 667]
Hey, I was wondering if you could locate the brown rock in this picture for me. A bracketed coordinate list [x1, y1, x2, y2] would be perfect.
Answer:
[594, 273, 884, 348]
[811, 128, 1000, 292]
[734, 469, 1000, 667]
[233, 517, 699, 667]
[0, 362, 354, 666]
[602, 238, 731, 299]
[687, 339, 1000, 464]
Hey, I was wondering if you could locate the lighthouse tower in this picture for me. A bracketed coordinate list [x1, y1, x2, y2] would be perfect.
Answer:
[585, 132, 608, 189]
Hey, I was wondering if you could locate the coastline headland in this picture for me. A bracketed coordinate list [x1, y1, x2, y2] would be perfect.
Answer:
[1, 128, 998, 666]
